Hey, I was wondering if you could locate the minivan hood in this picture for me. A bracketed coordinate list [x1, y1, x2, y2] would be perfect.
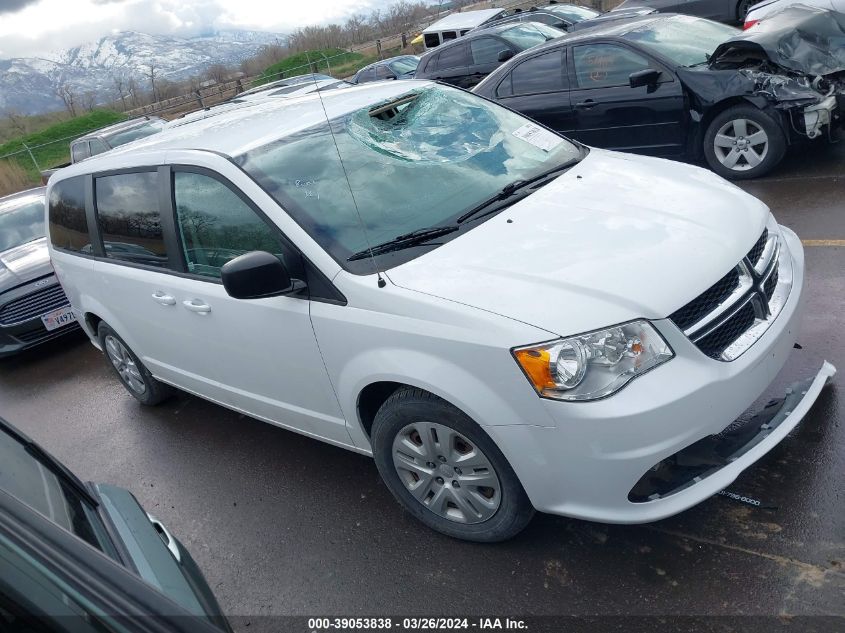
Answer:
[0, 238, 53, 292]
[387, 149, 768, 337]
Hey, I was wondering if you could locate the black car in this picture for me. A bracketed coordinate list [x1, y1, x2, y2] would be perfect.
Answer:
[0, 187, 80, 357]
[473, 11, 845, 179]
[0, 415, 231, 632]
[416, 21, 564, 90]
[353, 56, 420, 84]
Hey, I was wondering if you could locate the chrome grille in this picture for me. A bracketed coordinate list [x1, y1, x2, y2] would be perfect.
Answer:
[0, 283, 69, 325]
[669, 228, 788, 361]
[15, 321, 80, 343]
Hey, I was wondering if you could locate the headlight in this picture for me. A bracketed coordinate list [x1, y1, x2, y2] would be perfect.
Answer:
[512, 320, 673, 401]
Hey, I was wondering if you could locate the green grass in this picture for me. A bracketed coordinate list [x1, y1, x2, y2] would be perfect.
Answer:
[0, 109, 127, 181]
[257, 48, 367, 85]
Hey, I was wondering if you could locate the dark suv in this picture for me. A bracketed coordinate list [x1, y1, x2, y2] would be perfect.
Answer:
[415, 21, 564, 89]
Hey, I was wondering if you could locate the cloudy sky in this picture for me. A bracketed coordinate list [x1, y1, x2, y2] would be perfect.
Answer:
[0, 0, 389, 59]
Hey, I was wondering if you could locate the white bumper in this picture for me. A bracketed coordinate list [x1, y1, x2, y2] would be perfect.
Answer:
[486, 227, 836, 523]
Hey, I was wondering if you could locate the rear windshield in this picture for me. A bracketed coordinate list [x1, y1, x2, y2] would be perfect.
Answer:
[0, 197, 45, 252]
[499, 23, 562, 49]
[621, 16, 739, 67]
[389, 58, 419, 75]
[102, 119, 166, 149]
[236, 84, 581, 274]
[547, 4, 600, 21]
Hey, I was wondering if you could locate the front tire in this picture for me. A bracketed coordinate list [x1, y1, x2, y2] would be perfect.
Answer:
[371, 387, 534, 542]
[98, 323, 172, 406]
[703, 105, 786, 180]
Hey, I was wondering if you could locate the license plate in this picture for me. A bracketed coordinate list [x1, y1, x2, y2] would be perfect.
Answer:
[41, 305, 75, 331]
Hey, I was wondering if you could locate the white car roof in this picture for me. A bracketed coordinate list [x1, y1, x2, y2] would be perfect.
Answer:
[50, 81, 432, 181]
[423, 9, 504, 32]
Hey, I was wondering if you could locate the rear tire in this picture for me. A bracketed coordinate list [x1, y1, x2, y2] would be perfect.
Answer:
[703, 105, 786, 180]
[371, 387, 534, 542]
[98, 323, 172, 406]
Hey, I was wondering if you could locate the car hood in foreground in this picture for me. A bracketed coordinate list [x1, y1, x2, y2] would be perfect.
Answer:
[0, 238, 53, 293]
[386, 149, 768, 338]
[711, 5, 845, 76]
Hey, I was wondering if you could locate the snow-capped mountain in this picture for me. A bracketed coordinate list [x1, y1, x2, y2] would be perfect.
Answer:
[0, 30, 287, 115]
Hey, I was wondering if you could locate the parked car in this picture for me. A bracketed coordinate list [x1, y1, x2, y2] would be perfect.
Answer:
[614, 0, 757, 21]
[353, 56, 420, 84]
[473, 12, 844, 179]
[569, 6, 659, 30]
[47, 80, 834, 542]
[472, 4, 601, 31]
[744, 0, 845, 28]
[0, 187, 78, 358]
[0, 415, 231, 631]
[422, 8, 507, 49]
[416, 22, 564, 89]
[41, 117, 167, 183]
[236, 73, 334, 98]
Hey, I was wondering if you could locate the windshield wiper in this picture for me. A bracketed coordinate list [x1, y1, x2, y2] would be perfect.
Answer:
[347, 226, 459, 261]
[456, 159, 580, 224]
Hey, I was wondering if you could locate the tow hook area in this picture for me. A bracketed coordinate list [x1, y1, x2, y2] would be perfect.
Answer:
[804, 95, 838, 138]
[629, 361, 837, 503]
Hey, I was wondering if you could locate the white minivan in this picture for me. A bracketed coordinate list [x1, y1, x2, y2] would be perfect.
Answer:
[47, 81, 835, 542]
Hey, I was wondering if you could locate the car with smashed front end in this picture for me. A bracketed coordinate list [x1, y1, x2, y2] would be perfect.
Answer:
[47, 80, 835, 541]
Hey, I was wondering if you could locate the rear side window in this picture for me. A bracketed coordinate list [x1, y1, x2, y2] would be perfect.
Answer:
[471, 37, 506, 65]
[48, 177, 91, 254]
[442, 30, 458, 41]
[424, 33, 440, 48]
[173, 171, 299, 280]
[375, 65, 394, 79]
[70, 142, 89, 163]
[95, 171, 169, 268]
[512, 49, 567, 95]
[437, 42, 470, 69]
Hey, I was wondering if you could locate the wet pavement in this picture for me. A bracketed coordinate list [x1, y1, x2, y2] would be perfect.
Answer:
[0, 139, 842, 629]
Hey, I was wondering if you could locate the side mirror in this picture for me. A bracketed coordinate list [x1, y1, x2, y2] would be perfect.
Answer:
[498, 49, 515, 62]
[629, 68, 661, 89]
[221, 251, 295, 300]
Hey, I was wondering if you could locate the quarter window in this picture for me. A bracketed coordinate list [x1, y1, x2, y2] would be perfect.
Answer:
[512, 49, 566, 95]
[48, 177, 91, 254]
[424, 33, 440, 48]
[375, 65, 394, 80]
[95, 171, 169, 268]
[573, 44, 652, 88]
[70, 142, 89, 163]
[471, 37, 506, 65]
[172, 171, 297, 280]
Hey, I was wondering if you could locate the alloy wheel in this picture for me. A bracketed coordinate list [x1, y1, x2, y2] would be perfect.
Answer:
[104, 335, 147, 395]
[713, 118, 769, 172]
[391, 421, 501, 524]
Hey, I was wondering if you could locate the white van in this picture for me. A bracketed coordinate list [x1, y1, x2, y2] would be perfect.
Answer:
[47, 81, 834, 542]
[422, 8, 506, 48]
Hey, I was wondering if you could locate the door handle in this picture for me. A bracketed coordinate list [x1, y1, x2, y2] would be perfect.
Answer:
[182, 299, 211, 314]
[151, 292, 176, 306]
[575, 99, 597, 109]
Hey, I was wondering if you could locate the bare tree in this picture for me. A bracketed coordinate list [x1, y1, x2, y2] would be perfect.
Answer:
[56, 82, 78, 117]
[146, 63, 158, 103]
[204, 63, 230, 85]
[3, 109, 29, 135]
[81, 91, 97, 112]
[112, 73, 129, 111]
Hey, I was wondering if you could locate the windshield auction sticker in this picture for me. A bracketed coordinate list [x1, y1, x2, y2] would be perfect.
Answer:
[511, 123, 563, 152]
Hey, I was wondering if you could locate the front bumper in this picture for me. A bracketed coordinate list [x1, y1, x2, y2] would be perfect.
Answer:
[0, 275, 79, 358]
[486, 227, 836, 523]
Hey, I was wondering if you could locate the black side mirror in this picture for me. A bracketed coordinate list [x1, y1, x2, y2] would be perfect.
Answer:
[629, 68, 661, 89]
[221, 251, 295, 299]
[498, 49, 515, 62]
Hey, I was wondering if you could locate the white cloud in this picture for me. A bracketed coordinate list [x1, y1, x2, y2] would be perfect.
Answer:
[0, 0, 391, 59]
